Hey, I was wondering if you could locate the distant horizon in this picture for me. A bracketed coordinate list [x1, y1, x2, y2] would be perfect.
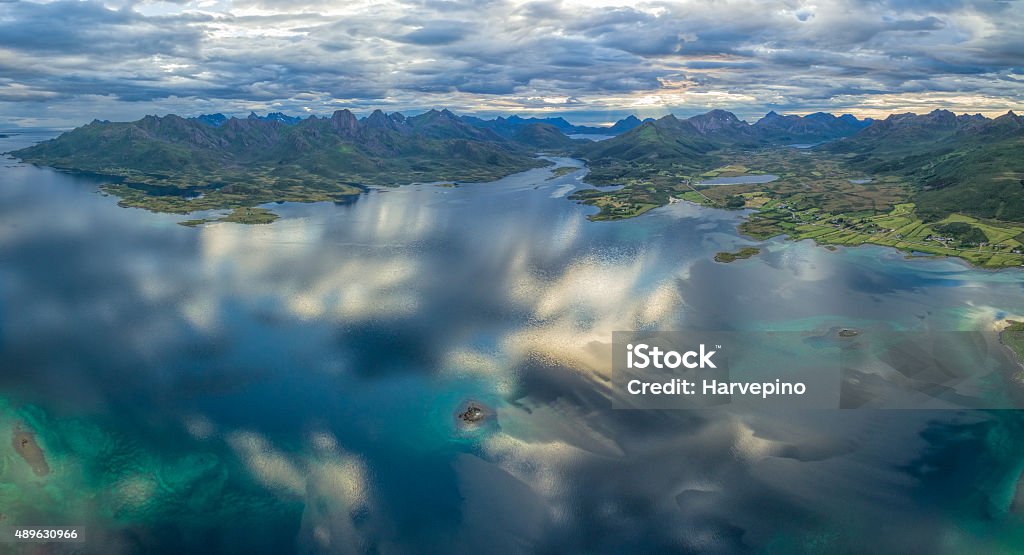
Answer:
[4, 0, 1022, 129]
[5, 105, 1020, 132]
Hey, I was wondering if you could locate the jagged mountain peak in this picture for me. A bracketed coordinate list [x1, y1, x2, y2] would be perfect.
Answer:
[685, 110, 753, 139]
[697, 109, 742, 121]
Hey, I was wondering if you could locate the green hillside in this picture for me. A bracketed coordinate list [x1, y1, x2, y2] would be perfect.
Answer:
[576, 115, 720, 185]
[826, 110, 1024, 222]
[12, 110, 547, 220]
[512, 123, 579, 150]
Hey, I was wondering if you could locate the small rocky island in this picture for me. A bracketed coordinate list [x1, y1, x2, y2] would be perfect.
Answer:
[455, 400, 491, 427]
[838, 328, 860, 338]
[179, 207, 280, 227]
[714, 247, 760, 263]
[546, 166, 578, 180]
[12, 425, 50, 477]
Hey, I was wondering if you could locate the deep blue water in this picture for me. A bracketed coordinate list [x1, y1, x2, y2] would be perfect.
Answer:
[2, 132, 1024, 553]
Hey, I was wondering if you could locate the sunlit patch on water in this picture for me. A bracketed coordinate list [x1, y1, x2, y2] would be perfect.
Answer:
[2, 145, 1024, 551]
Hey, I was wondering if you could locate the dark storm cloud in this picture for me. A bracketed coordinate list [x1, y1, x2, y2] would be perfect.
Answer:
[0, 0, 1021, 126]
[0, 0, 206, 56]
[396, 21, 473, 45]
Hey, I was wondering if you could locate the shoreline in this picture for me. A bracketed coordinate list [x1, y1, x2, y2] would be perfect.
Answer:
[998, 321, 1024, 375]
[14, 155, 555, 226]
[12, 424, 50, 477]
[15, 152, 1024, 272]
[679, 193, 1024, 271]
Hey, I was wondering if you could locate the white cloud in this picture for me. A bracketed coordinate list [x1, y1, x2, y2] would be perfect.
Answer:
[0, 0, 1019, 126]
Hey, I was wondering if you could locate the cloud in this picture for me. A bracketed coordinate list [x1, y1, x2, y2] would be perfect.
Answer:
[0, 0, 1021, 126]
[0, 1, 206, 56]
[396, 21, 473, 45]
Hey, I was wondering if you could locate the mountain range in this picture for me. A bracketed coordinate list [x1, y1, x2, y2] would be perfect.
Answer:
[189, 108, 871, 144]
[10, 107, 1022, 225]
[582, 109, 872, 154]
[581, 107, 1021, 222]
[188, 109, 637, 149]
[192, 111, 649, 137]
[192, 111, 304, 127]
[576, 109, 873, 183]
[10, 108, 551, 217]
[460, 114, 648, 136]
[826, 109, 1024, 220]
[15, 108, 547, 183]
[754, 111, 872, 142]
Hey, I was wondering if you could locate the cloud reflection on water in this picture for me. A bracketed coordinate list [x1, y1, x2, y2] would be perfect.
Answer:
[4, 158, 1024, 552]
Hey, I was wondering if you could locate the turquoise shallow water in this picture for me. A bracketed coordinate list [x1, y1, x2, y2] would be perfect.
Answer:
[2, 132, 1024, 553]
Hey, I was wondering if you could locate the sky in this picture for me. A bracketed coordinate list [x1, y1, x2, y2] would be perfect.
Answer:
[0, 0, 1022, 127]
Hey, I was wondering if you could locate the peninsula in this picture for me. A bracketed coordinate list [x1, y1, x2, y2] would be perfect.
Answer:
[11, 109, 552, 224]
[714, 247, 761, 263]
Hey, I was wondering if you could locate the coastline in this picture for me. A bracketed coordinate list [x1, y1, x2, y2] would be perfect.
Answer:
[14, 147, 1024, 271]
[998, 321, 1024, 376]
[12, 155, 552, 226]
[11, 424, 49, 477]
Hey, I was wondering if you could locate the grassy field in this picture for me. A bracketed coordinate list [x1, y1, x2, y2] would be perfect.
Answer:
[573, 146, 1024, 268]
[572, 148, 906, 218]
[714, 247, 761, 263]
[105, 172, 365, 215]
[744, 201, 1024, 268]
[1000, 321, 1024, 379]
[547, 166, 578, 180]
[179, 207, 280, 227]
